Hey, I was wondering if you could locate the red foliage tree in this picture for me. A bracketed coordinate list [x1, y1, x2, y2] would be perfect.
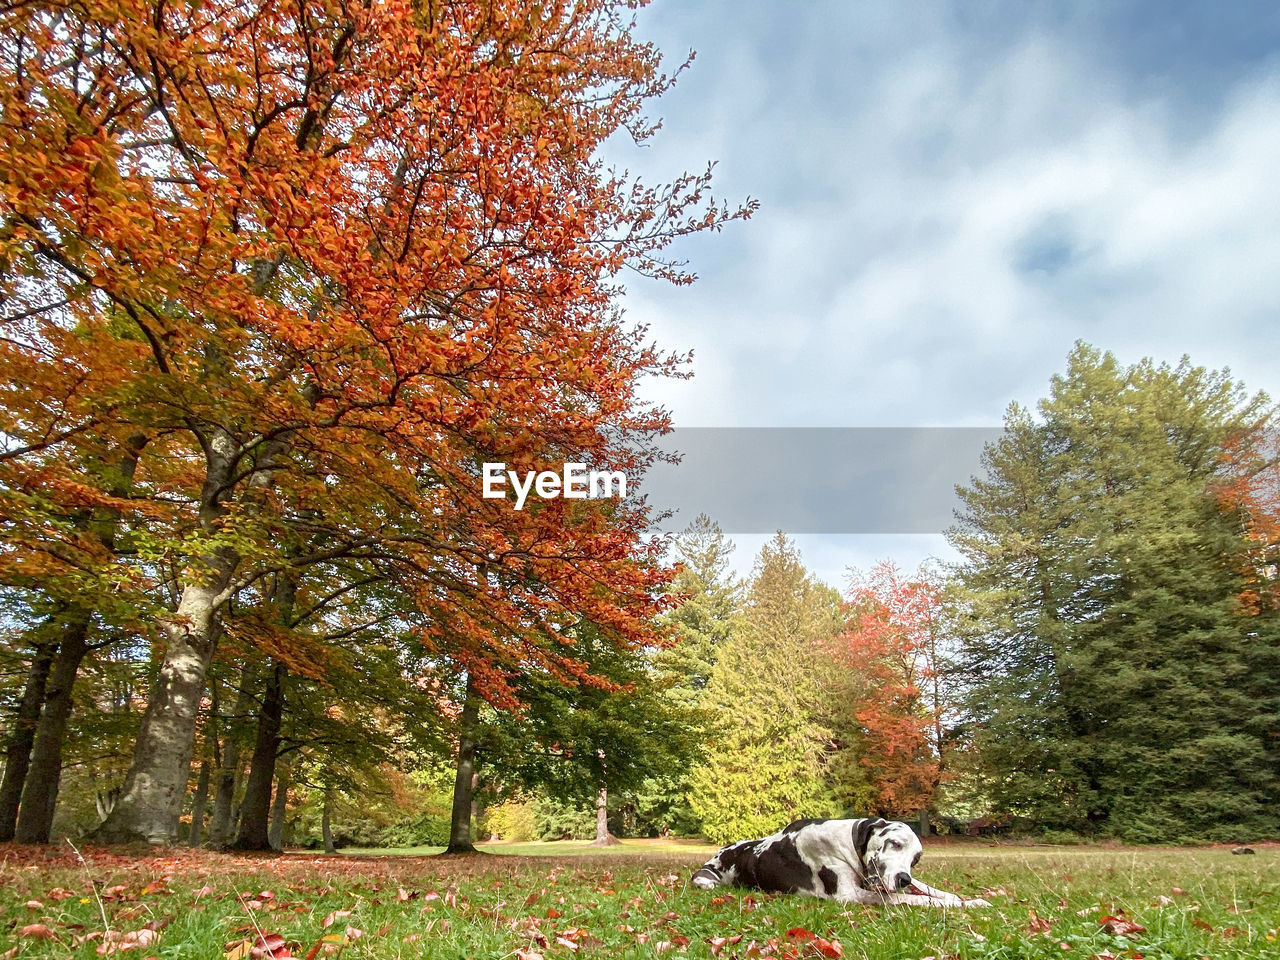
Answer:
[0, 0, 751, 843]
[837, 563, 944, 817]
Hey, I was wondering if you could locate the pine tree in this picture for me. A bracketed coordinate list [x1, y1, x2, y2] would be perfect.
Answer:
[690, 533, 844, 844]
[632, 516, 740, 836]
[951, 343, 1280, 840]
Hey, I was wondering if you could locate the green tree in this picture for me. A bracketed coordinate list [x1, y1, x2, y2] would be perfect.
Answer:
[950, 343, 1280, 840]
[631, 516, 739, 837]
[690, 533, 844, 844]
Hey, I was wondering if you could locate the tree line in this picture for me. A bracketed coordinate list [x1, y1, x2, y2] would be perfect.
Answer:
[655, 345, 1278, 845]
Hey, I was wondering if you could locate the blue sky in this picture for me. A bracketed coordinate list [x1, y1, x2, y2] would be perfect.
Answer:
[612, 0, 1280, 588]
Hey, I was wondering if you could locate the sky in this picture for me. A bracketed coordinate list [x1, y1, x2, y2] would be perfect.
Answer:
[609, 0, 1280, 589]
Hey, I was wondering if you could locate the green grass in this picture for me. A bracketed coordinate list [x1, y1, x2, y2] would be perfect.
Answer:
[1, 842, 1276, 958]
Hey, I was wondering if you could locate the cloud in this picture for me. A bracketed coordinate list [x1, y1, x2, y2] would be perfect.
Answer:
[615, 0, 1280, 572]
[620, 2, 1280, 431]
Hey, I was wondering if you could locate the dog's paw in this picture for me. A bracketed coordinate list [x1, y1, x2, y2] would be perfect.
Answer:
[963, 897, 993, 908]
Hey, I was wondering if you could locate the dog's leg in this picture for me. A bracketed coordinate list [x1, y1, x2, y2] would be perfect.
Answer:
[833, 886, 886, 905]
[905, 880, 992, 908]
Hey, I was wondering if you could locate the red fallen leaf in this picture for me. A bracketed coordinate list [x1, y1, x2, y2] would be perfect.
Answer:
[1192, 918, 1213, 931]
[1221, 926, 1241, 938]
[322, 908, 351, 928]
[1099, 916, 1146, 938]
[786, 928, 815, 941]
[811, 937, 842, 958]
[708, 937, 729, 956]
[25, 899, 43, 910]
[555, 936, 579, 951]
[546, 907, 562, 919]
[671, 934, 691, 947]
[19, 923, 58, 941]
[344, 926, 364, 942]
[377, 923, 393, 937]
[48, 887, 76, 900]
[515, 950, 544, 960]
[140, 880, 168, 896]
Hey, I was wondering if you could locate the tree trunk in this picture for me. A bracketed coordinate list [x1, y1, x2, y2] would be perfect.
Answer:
[210, 660, 258, 848]
[233, 662, 285, 850]
[92, 431, 237, 845]
[15, 614, 91, 844]
[590, 784, 618, 846]
[92, 577, 229, 844]
[188, 750, 211, 848]
[322, 784, 335, 853]
[268, 762, 290, 851]
[446, 677, 479, 854]
[0, 636, 57, 841]
[918, 806, 930, 837]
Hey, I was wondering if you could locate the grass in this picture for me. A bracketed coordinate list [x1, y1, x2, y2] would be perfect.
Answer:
[0, 841, 1276, 958]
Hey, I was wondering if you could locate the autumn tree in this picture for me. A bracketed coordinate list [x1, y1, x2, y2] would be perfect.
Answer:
[834, 562, 945, 820]
[1, 0, 749, 844]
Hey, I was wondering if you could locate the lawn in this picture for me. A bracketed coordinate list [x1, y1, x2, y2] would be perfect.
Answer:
[0, 841, 1276, 958]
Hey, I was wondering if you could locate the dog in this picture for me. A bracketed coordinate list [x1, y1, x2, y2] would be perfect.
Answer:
[692, 817, 990, 908]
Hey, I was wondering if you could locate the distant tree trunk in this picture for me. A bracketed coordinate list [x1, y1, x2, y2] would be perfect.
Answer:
[446, 676, 480, 854]
[322, 784, 335, 853]
[233, 662, 285, 850]
[590, 785, 618, 846]
[0, 636, 56, 841]
[589, 748, 617, 847]
[918, 806, 930, 837]
[188, 751, 212, 848]
[210, 660, 258, 848]
[15, 614, 91, 843]
[268, 762, 290, 851]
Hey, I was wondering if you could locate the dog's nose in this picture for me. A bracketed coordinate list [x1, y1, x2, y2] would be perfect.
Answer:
[894, 872, 912, 891]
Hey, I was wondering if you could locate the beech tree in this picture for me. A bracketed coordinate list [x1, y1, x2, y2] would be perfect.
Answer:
[835, 562, 944, 819]
[1, 0, 749, 844]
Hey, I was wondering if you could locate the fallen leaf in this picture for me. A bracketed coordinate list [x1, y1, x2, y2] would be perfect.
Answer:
[1100, 915, 1146, 938]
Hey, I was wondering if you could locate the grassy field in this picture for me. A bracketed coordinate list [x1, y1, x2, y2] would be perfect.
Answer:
[0, 841, 1276, 958]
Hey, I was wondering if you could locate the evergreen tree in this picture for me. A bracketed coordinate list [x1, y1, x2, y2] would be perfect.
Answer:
[690, 533, 844, 844]
[950, 343, 1280, 840]
[632, 516, 740, 836]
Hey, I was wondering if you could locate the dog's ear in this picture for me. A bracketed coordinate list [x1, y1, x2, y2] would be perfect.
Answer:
[853, 818, 886, 863]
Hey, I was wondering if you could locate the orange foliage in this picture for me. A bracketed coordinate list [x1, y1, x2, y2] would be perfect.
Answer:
[837, 563, 943, 816]
[0, 0, 752, 704]
[1217, 421, 1280, 614]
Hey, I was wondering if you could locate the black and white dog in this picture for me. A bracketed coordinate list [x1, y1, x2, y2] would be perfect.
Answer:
[692, 818, 990, 908]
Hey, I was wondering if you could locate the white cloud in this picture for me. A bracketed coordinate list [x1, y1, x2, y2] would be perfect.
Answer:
[624, 10, 1280, 431]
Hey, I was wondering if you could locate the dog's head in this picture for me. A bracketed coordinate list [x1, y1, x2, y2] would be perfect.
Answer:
[853, 819, 924, 893]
